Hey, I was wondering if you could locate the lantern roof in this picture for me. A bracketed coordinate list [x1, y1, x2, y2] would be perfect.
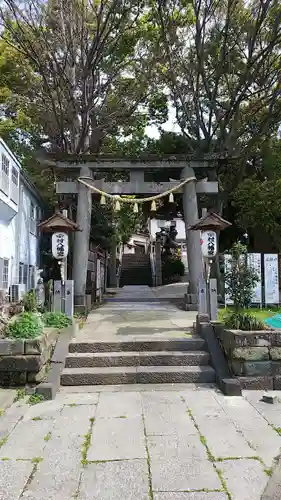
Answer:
[189, 211, 232, 231]
[38, 212, 80, 233]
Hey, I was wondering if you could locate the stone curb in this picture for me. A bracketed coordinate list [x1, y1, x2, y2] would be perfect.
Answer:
[36, 321, 78, 400]
[261, 456, 281, 500]
[197, 314, 241, 396]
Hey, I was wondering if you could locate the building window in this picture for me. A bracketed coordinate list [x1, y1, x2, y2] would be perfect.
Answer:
[1, 154, 9, 175]
[29, 266, 35, 289]
[11, 166, 18, 186]
[1, 154, 9, 195]
[30, 201, 37, 234]
[23, 264, 28, 285]
[3, 259, 9, 289]
[19, 262, 24, 284]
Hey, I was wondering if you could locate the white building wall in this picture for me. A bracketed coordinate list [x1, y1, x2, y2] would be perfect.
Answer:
[0, 138, 42, 293]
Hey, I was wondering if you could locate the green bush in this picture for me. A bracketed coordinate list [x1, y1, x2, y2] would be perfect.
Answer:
[23, 290, 37, 312]
[224, 312, 265, 331]
[162, 257, 185, 282]
[7, 312, 43, 339]
[43, 312, 72, 329]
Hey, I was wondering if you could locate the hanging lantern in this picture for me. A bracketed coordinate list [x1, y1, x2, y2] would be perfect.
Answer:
[133, 202, 138, 213]
[169, 192, 174, 203]
[100, 194, 106, 205]
[151, 200, 157, 211]
[114, 199, 121, 211]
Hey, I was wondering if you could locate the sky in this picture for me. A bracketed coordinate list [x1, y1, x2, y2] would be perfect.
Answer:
[145, 106, 181, 139]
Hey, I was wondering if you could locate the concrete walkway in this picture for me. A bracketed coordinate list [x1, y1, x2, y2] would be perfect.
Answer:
[0, 386, 281, 499]
[76, 286, 197, 343]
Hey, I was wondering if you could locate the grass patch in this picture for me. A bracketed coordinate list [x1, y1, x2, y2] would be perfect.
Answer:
[273, 426, 281, 436]
[44, 432, 52, 442]
[264, 467, 273, 477]
[69, 403, 77, 407]
[0, 409, 4, 417]
[81, 418, 95, 465]
[216, 468, 232, 500]
[0, 436, 8, 448]
[28, 394, 46, 406]
[31, 457, 43, 464]
[14, 388, 26, 402]
[2, 457, 9, 461]
[216, 456, 262, 462]
[116, 415, 127, 419]
[218, 307, 281, 323]
[32, 417, 42, 421]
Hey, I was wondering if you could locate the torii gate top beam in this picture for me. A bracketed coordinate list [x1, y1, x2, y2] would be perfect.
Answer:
[36, 153, 229, 171]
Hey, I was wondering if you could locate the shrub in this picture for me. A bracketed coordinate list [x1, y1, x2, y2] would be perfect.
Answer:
[224, 312, 265, 331]
[43, 312, 72, 329]
[224, 242, 259, 311]
[162, 256, 185, 283]
[23, 290, 37, 312]
[7, 312, 43, 339]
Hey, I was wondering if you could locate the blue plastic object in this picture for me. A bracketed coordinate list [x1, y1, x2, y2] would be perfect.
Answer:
[264, 314, 281, 329]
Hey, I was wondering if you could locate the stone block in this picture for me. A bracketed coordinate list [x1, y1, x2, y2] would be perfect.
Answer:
[222, 329, 273, 349]
[27, 363, 49, 383]
[0, 339, 24, 355]
[272, 331, 281, 346]
[273, 375, 281, 390]
[231, 360, 244, 375]
[25, 328, 58, 355]
[0, 354, 43, 372]
[238, 376, 273, 390]
[0, 371, 27, 386]
[232, 347, 269, 361]
[244, 361, 272, 377]
[271, 361, 281, 376]
[270, 347, 281, 360]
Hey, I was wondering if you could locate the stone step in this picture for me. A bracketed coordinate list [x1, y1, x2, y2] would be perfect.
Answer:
[61, 365, 216, 386]
[65, 351, 210, 368]
[69, 337, 205, 353]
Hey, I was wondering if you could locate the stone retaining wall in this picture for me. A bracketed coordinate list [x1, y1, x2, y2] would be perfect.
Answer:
[0, 328, 59, 386]
[213, 323, 281, 390]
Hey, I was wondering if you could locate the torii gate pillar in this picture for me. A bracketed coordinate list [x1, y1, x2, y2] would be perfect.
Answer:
[73, 165, 92, 309]
[182, 165, 204, 295]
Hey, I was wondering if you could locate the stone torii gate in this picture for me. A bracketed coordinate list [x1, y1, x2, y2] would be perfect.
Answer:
[39, 154, 219, 309]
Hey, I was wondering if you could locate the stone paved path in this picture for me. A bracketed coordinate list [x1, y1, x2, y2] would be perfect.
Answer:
[1, 386, 281, 499]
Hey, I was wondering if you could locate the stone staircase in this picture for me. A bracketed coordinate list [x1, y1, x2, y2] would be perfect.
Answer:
[61, 337, 216, 386]
[119, 254, 152, 287]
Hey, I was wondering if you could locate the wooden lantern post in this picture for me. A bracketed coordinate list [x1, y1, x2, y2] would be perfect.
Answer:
[189, 212, 231, 319]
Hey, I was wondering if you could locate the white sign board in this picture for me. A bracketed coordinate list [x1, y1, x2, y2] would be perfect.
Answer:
[247, 253, 262, 304]
[52, 232, 69, 259]
[224, 254, 233, 305]
[264, 254, 279, 304]
[201, 231, 217, 258]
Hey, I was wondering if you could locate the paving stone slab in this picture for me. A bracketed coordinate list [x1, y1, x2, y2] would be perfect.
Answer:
[181, 391, 253, 459]
[141, 391, 187, 407]
[0, 459, 33, 500]
[0, 419, 53, 459]
[78, 459, 149, 500]
[148, 434, 208, 461]
[87, 416, 146, 461]
[215, 394, 281, 466]
[55, 392, 99, 406]
[219, 459, 268, 500]
[143, 402, 196, 436]
[243, 390, 281, 428]
[52, 405, 95, 438]
[151, 457, 221, 491]
[22, 434, 83, 500]
[153, 494, 228, 500]
[96, 391, 142, 418]
[22, 400, 63, 422]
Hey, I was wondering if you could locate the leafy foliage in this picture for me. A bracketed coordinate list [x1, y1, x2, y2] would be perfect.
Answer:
[43, 312, 71, 329]
[224, 312, 265, 331]
[7, 313, 43, 339]
[224, 243, 259, 311]
[23, 290, 37, 312]
[162, 256, 185, 284]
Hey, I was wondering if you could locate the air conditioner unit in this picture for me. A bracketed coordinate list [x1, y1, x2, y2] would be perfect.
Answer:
[9, 284, 26, 302]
